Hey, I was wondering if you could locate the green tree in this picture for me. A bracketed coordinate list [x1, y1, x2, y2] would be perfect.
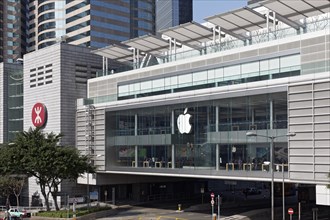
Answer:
[0, 127, 95, 211]
[0, 176, 12, 208]
[8, 175, 26, 207]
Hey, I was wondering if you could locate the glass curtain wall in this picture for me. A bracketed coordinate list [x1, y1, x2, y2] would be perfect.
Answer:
[105, 92, 288, 171]
[7, 68, 23, 141]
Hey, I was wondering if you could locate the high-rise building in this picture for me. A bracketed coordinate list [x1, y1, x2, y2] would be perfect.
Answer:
[156, 0, 193, 31]
[27, 0, 155, 51]
[0, 0, 28, 63]
[1, 0, 156, 61]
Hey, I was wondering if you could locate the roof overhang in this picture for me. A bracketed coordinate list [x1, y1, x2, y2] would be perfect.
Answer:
[205, 7, 268, 40]
[159, 22, 216, 50]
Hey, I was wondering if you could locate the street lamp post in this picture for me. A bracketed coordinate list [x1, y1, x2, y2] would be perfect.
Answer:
[246, 131, 295, 220]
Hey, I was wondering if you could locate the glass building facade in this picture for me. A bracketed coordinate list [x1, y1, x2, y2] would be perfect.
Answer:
[26, 0, 155, 50]
[0, 63, 23, 143]
[156, 0, 192, 31]
[0, 0, 28, 63]
[106, 92, 288, 171]
[7, 67, 23, 141]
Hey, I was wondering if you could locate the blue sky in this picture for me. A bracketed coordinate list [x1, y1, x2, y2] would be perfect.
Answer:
[193, 0, 247, 23]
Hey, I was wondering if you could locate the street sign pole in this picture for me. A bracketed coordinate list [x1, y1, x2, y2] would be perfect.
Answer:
[211, 199, 214, 218]
[210, 192, 215, 219]
[217, 195, 220, 220]
[288, 208, 294, 220]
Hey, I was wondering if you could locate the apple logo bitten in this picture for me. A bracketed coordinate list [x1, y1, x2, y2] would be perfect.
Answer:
[177, 108, 192, 134]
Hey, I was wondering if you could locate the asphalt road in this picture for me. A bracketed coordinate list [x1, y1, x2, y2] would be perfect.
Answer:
[96, 190, 330, 220]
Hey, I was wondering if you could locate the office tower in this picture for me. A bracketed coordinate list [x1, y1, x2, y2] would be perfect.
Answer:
[27, 0, 155, 51]
[156, 0, 193, 31]
[0, 0, 28, 63]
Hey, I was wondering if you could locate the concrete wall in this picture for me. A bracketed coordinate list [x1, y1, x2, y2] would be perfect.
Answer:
[23, 42, 102, 145]
[23, 42, 102, 206]
[288, 79, 330, 184]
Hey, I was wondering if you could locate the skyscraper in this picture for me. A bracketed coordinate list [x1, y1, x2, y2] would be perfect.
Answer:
[0, 0, 28, 63]
[27, 0, 155, 50]
[156, 0, 193, 31]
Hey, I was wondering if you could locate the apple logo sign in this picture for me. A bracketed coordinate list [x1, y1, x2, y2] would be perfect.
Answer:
[177, 108, 192, 134]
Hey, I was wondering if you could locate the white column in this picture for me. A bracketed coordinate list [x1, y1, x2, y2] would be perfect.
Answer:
[135, 114, 138, 136]
[216, 106, 219, 170]
[270, 100, 273, 130]
[133, 48, 136, 69]
[171, 110, 175, 134]
[102, 56, 105, 75]
[105, 58, 108, 75]
[216, 144, 219, 171]
[135, 114, 138, 167]
[212, 27, 216, 43]
[172, 144, 175, 169]
[171, 110, 175, 169]
[135, 145, 138, 168]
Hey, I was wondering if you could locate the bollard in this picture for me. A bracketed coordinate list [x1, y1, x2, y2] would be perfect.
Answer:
[178, 204, 181, 211]
[213, 213, 217, 220]
[312, 208, 318, 220]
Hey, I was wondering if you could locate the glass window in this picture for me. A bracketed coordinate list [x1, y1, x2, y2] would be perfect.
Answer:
[93, 0, 129, 13]
[207, 69, 215, 83]
[140, 81, 152, 93]
[7, 14, 15, 20]
[133, 82, 140, 93]
[118, 85, 129, 96]
[170, 76, 177, 87]
[241, 61, 259, 74]
[178, 73, 192, 88]
[193, 71, 207, 85]
[214, 68, 223, 81]
[280, 54, 300, 69]
[269, 58, 279, 71]
[164, 77, 171, 89]
[90, 20, 129, 33]
[152, 78, 164, 91]
[7, 6, 15, 11]
[224, 65, 240, 77]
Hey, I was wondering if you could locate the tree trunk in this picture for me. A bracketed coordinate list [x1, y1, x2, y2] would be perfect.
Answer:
[15, 195, 19, 207]
[40, 185, 50, 211]
[52, 192, 60, 211]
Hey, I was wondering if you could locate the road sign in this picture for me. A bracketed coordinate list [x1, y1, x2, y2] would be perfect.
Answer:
[210, 192, 215, 198]
[211, 199, 214, 205]
[68, 197, 85, 204]
[90, 191, 98, 200]
[288, 208, 294, 215]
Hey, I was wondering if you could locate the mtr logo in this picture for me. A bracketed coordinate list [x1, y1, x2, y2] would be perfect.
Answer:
[31, 103, 47, 128]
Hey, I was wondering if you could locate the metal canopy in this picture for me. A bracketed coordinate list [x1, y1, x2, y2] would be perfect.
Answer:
[92, 44, 132, 63]
[159, 22, 215, 49]
[122, 34, 169, 56]
[262, 0, 330, 22]
[205, 7, 267, 40]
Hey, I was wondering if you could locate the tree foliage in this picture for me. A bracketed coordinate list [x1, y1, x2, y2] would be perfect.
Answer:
[0, 127, 96, 211]
[0, 175, 26, 207]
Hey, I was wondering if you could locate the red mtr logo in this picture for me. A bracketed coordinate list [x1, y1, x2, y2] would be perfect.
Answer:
[31, 103, 47, 128]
